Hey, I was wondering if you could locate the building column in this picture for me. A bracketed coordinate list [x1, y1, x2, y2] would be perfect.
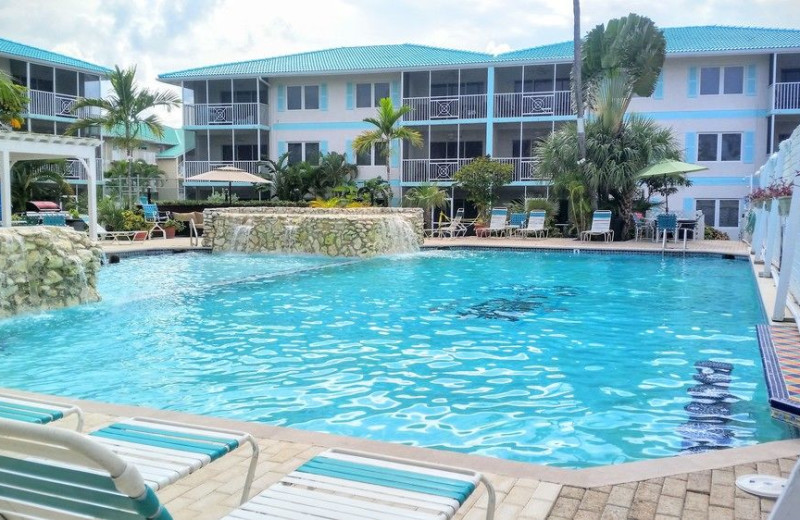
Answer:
[485, 67, 495, 156]
[79, 156, 98, 241]
[0, 149, 10, 227]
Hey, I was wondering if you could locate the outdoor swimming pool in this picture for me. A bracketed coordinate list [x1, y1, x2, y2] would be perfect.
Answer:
[0, 249, 793, 467]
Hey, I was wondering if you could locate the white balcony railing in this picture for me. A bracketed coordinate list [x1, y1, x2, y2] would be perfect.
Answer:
[773, 82, 800, 111]
[493, 157, 549, 182]
[403, 94, 488, 121]
[494, 91, 572, 118]
[402, 157, 548, 184]
[26, 89, 97, 119]
[110, 150, 158, 164]
[31, 158, 104, 182]
[182, 160, 261, 179]
[183, 103, 269, 126]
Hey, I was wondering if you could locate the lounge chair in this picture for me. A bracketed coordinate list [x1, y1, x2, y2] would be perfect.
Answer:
[0, 417, 172, 520]
[656, 213, 678, 245]
[88, 417, 259, 504]
[427, 208, 467, 238]
[142, 203, 169, 239]
[580, 210, 613, 242]
[506, 212, 527, 235]
[517, 210, 548, 238]
[41, 213, 67, 226]
[485, 207, 509, 237]
[0, 392, 84, 431]
[223, 448, 496, 520]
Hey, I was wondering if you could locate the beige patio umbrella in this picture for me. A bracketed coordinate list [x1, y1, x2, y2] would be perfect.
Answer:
[185, 166, 271, 203]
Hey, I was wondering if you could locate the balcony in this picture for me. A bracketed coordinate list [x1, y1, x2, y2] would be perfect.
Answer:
[403, 95, 488, 122]
[772, 82, 800, 111]
[402, 157, 548, 184]
[32, 158, 104, 182]
[183, 103, 269, 127]
[182, 160, 261, 179]
[26, 89, 96, 119]
[494, 91, 572, 118]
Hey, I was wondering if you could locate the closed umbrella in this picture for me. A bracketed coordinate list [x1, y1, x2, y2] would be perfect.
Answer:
[637, 160, 707, 213]
[185, 166, 271, 203]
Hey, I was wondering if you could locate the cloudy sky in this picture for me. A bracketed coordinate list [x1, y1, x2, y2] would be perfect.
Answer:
[1, 0, 798, 126]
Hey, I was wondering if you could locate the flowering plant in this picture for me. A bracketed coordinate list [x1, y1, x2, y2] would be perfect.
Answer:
[745, 187, 770, 205]
[767, 179, 793, 198]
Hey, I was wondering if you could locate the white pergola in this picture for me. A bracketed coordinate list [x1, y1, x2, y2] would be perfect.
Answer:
[0, 131, 101, 240]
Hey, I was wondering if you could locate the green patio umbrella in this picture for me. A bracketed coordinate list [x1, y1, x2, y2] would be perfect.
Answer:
[637, 160, 707, 213]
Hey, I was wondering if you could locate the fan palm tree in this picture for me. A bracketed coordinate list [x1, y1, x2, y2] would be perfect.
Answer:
[404, 184, 449, 230]
[66, 66, 180, 207]
[10, 160, 73, 212]
[353, 98, 422, 201]
[309, 152, 358, 198]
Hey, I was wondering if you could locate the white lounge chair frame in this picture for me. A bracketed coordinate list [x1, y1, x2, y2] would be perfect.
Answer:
[517, 210, 548, 238]
[485, 207, 509, 237]
[580, 210, 614, 242]
[0, 392, 84, 431]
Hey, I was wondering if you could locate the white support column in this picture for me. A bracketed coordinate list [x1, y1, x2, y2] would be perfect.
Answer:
[1, 149, 10, 227]
[761, 202, 780, 278]
[79, 156, 98, 241]
[753, 206, 768, 261]
[772, 188, 800, 321]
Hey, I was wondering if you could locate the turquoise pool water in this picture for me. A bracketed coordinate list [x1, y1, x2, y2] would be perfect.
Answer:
[0, 250, 792, 467]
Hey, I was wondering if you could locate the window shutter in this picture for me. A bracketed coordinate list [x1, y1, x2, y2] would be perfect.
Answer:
[746, 65, 757, 96]
[320, 141, 328, 156]
[390, 138, 400, 168]
[277, 85, 286, 112]
[390, 81, 400, 107]
[742, 131, 755, 163]
[345, 139, 353, 162]
[278, 141, 287, 156]
[687, 67, 698, 98]
[682, 197, 695, 215]
[320, 84, 328, 111]
[684, 132, 697, 162]
[346, 83, 354, 110]
[653, 72, 664, 100]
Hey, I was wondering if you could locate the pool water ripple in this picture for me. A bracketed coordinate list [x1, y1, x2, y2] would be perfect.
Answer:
[0, 249, 794, 467]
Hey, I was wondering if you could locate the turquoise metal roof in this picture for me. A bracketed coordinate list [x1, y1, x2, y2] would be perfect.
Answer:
[0, 37, 111, 75]
[495, 26, 800, 63]
[159, 44, 493, 80]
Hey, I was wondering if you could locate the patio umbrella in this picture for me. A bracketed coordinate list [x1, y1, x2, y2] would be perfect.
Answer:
[637, 160, 707, 213]
[184, 166, 271, 203]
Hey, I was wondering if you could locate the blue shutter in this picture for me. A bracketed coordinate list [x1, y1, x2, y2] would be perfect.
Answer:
[685, 132, 697, 162]
[687, 67, 698, 98]
[653, 72, 664, 100]
[742, 131, 755, 163]
[390, 138, 400, 168]
[345, 139, 353, 162]
[683, 197, 695, 215]
[277, 85, 286, 112]
[278, 141, 287, 156]
[320, 84, 328, 111]
[746, 65, 757, 96]
[346, 83, 354, 110]
[319, 141, 328, 156]
[390, 81, 400, 107]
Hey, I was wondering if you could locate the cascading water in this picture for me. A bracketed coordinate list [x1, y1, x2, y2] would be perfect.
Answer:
[231, 223, 254, 252]
[381, 216, 421, 254]
[282, 224, 298, 252]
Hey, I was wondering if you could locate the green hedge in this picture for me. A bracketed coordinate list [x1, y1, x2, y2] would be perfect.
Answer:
[155, 200, 309, 213]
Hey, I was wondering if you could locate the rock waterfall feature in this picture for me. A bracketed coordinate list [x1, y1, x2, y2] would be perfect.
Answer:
[0, 227, 103, 318]
[204, 207, 424, 257]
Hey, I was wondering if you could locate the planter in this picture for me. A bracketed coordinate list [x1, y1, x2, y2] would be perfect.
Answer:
[473, 224, 489, 238]
[778, 196, 792, 216]
[132, 231, 148, 241]
[764, 199, 773, 212]
[164, 226, 177, 239]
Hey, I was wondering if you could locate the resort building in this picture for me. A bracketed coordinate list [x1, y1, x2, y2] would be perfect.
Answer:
[159, 26, 800, 236]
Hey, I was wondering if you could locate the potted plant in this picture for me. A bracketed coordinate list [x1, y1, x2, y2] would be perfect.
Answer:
[121, 210, 148, 241]
[162, 218, 185, 239]
[453, 156, 513, 235]
[767, 180, 793, 216]
[745, 187, 770, 210]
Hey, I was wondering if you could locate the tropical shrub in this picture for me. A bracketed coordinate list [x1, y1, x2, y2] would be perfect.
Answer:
[704, 226, 730, 240]
[453, 156, 513, 224]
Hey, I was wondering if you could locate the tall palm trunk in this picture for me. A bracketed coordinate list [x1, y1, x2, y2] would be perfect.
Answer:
[573, 0, 594, 210]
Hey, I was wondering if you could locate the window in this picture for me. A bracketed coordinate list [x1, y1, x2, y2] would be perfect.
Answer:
[356, 143, 387, 166]
[287, 142, 303, 165]
[697, 199, 740, 228]
[697, 133, 741, 162]
[356, 83, 372, 108]
[512, 140, 533, 158]
[305, 142, 320, 164]
[374, 83, 390, 105]
[430, 141, 483, 159]
[700, 66, 744, 95]
[287, 85, 319, 110]
[287, 142, 321, 165]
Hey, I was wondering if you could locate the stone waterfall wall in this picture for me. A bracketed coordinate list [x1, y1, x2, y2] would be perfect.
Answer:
[203, 207, 424, 257]
[0, 227, 103, 318]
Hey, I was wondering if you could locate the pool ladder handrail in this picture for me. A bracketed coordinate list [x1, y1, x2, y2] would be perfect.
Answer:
[188, 217, 200, 247]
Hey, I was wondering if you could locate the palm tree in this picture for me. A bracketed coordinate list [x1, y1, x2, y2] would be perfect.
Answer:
[573, 0, 586, 162]
[0, 70, 27, 130]
[353, 98, 423, 202]
[67, 66, 180, 207]
[309, 152, 357, 198]
[10, 160, 73, 212]
[404, 184, 449, 230]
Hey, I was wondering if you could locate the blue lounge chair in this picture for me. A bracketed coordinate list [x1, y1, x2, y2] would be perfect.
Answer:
[41, 213, 67, 226]
[517, 210, 548, 238]
[0, 392, 84, 430]
[506, 212, 527, 234]
[0, 417, 173, 519]
[223, 448, 496, 520]
[656, 213, 678, 245]
[580, 210, 614, 242]
[142, 203, 169, 239]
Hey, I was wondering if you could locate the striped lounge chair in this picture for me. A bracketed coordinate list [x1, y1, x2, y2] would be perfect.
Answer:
[224, 448, 497, 520]
[0, 392, 84, 431]
[580, 210, 614, 242]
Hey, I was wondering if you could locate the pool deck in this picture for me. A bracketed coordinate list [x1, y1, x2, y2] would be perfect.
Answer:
[17, 235, 794, 519]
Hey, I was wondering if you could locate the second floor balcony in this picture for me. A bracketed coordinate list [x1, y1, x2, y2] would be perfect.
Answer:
[402, 157, 549, 184]
[403, 94, 488, 121]
[32, 158, 104, 182]
[182, 160, 261, 179]
[184, 103, 269, 127]
[772, 82, 800, 111]
[27, 89, 97, 119]
[494, 91, 572, 118]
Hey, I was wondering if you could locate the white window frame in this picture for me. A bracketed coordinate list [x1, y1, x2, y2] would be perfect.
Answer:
[287, 141, 321, 164]
[696, 199, 741, 228]
[697, 132, 742, 162]
[355, 143, 386, 166]
[699, 66, 744, 96]
[355, 82, 390, 108]
[287, 85, 320, 110]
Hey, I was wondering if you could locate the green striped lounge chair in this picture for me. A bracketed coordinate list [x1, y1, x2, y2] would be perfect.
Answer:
[223, 448, 496, 520]
[579, 210, 614, 242]
[518, 210, 548, 238]
[88, 417, 259, 505]
[486, 207, 509, 237]
[0, 392, 84, 431]
[0, 417, 173, 520]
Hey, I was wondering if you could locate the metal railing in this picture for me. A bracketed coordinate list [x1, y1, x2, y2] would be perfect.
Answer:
[30, 158, 104, 182]
[182, 160, 261, 178]
[402, 157, 548, 183]
[493, 91, 573, 118]
[402, 94, 487, 121]
[26, 89, 96, 119]
[773, 82, 800, 111]
[183, 103, 269, 126]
